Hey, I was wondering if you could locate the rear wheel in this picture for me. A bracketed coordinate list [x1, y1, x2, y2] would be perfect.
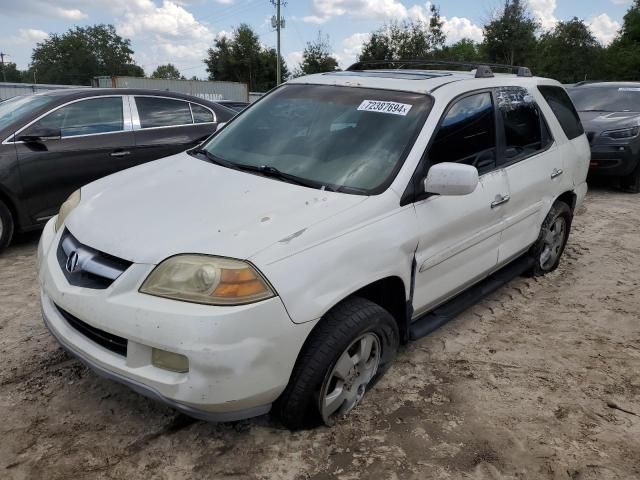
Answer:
[0, 200, 14, 253]
[274, 297, 399, 430]
[620, 161, 640, 193]
[528, 201, 572, 277]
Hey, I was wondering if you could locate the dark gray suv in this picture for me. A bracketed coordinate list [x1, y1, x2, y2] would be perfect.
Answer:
[569, 82, 640, 193]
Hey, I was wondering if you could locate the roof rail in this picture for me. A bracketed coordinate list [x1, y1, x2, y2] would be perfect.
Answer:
[346, 59, 533, 78]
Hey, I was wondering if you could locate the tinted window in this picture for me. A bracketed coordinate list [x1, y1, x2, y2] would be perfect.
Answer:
[204, 84, 432, 194]
[429, 92, 496, 174]
[30, 97, 123, 137]
[539, 86, 584, 140]
[569, 85, 640, 112]
[191, 103, 214, 123]
[496, 87, 549, 162]
[0, 94, 56, 132]
[136, 97, 192, 128]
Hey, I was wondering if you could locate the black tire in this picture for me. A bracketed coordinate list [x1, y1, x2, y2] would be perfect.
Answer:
[274, 297, 399, 430]
[527, 201, 572, 277]
[620, 161, 640, 193]
[0, 200, 14, 253]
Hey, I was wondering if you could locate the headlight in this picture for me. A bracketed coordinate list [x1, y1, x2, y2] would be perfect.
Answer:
[54, 189, 81, 232]
[603, 126, 640, 139]
[140, 254, 275, 305]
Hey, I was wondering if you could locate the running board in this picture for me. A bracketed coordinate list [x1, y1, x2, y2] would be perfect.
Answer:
[409, 255, 534, 341]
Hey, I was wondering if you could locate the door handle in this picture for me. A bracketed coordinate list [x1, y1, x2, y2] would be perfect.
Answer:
[551, 168, 563, 179]
[491, 194, 510, 208]
[110, 150, 131, 157]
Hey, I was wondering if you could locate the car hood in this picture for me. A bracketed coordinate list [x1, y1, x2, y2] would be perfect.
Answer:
[578, 110, 640, 133]
[66, 153, 368, 264]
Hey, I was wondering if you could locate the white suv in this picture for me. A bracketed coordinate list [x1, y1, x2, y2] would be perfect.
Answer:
[37, 63, 590, 429]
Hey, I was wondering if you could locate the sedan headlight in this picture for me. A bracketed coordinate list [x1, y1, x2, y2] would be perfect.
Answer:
[603, 126, 640, 139]
[140, 255, 275, 305]
[54, 189, 81, 232]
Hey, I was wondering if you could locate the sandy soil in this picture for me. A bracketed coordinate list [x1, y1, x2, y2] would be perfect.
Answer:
[1, 186, 639, 480]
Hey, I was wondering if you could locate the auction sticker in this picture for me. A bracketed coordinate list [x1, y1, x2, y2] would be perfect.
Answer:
[357, 100, 413, 116]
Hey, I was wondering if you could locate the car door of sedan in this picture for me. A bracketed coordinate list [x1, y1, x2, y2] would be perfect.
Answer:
[129, 96, 219, 163]
[13, 95, 136, 223]
[411, 91, 510, 316]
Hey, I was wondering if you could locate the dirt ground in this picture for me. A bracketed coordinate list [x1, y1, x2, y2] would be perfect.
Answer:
[1, 186, 639, 480]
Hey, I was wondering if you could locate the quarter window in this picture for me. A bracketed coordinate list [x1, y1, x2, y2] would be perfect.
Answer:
[135, 97, 192, 128]
[190, 103, 214, 123]
[428, 92, 496, 174]
[496, 87, 551, 163]
[29, 97, 124, 137]
[538, 85, 584, 140]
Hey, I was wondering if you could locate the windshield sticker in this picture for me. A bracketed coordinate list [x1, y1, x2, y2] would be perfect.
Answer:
[619, 87, 640, 92]
[357, 100, 413, 116]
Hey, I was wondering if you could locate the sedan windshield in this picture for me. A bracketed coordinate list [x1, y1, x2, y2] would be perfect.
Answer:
[202, 84, 433, 194]
[569, 86, 640, 112]
[0, 94, 57, 132]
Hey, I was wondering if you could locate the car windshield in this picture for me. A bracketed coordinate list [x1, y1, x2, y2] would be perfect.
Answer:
[0, 94, 57, 132]
[569, 86, 640, 112]
[202, 84, 433, 194]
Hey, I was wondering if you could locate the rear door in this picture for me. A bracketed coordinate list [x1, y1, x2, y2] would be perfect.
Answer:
[14, 95, 135, 223]
[130, 96, 218, 163]
[494, 86, 566, 265]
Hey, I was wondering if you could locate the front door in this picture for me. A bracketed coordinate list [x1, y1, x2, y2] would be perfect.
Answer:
[412, 91, 509, 316]
[14, 96, 135, 223]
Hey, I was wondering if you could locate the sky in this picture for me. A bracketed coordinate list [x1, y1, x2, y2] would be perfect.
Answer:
[0, 0, 634, 81]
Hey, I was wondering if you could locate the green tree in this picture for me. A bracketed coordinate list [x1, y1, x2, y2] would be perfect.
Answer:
[604, 0, 640, 80]
[29, 25, 142, 85]
[295, 32, 339, 76]
[204, 24, 288, 92]
[0, 62, 27, 82]
[436, 38, 483, 63]
[534, 18, 602, 83]
[152, 63, 183, 79]
[482, 0, 538, 66]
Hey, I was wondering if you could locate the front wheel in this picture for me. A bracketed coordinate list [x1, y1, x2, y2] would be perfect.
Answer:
[0, 200, 14, 253]
[528, 201, 572, 277]
[274, 297, 399, 430]
[620, 161, 640, 193]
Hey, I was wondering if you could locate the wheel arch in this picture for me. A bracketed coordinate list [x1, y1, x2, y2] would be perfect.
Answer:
[555, 190, 577, 212]
[0, 186, 20, 230]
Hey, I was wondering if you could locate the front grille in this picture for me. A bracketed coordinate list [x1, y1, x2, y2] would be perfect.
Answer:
[56, 304, 127, 356]
[57, 230, 132, 289]
[586, 132, 595, 144]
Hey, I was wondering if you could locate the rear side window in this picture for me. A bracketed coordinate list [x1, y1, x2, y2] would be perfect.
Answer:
[191, 103, 214, 123]
[496, 87, 551, 163]
[428, 92, 496, 174]
[538, 85, 584, 140]
[30, 97, 124, 137]
[135, 97, 192, 128]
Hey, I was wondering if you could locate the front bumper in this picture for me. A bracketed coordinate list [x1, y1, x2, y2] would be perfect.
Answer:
[38, 220, 313, 422]
[589, 143, 640, 177]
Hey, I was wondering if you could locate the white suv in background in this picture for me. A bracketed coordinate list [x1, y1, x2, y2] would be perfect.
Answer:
[37, 62, 590, 429]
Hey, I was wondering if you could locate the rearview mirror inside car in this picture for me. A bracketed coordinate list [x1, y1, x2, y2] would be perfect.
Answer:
[17, 127, 62, 143]
[423, 162, 479, 196]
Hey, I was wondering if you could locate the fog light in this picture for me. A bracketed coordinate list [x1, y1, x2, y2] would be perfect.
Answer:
[152, 348, 189, 373]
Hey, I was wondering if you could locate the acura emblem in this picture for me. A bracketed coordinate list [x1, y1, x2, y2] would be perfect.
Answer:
[65, 251, 81, 273]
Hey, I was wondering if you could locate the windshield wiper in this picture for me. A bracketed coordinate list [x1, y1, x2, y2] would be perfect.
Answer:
[235, 164, 332, 190]
[189, 148, 240, 170]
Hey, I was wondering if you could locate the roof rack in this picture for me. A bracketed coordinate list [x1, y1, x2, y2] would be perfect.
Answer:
[346, 59, 533, 78]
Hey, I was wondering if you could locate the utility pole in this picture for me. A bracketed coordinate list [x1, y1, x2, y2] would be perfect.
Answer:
[270, 1, 286, 85]
[0, 52, 7, 83]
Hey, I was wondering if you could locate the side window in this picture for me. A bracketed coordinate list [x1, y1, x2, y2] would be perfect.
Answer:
[428, 92, 496, 174]
[495, 87, 551, 163]
[538, 85, 584, 140]
[29, 97, 124, 137]
[135, 97, 192, 128]
[191, 103, 214, 124]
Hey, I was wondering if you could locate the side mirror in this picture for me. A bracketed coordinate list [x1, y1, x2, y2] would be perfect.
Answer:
[423, 162, 479, 196]
[216, 122, 227, 132]
[17, 127, 62, 143]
